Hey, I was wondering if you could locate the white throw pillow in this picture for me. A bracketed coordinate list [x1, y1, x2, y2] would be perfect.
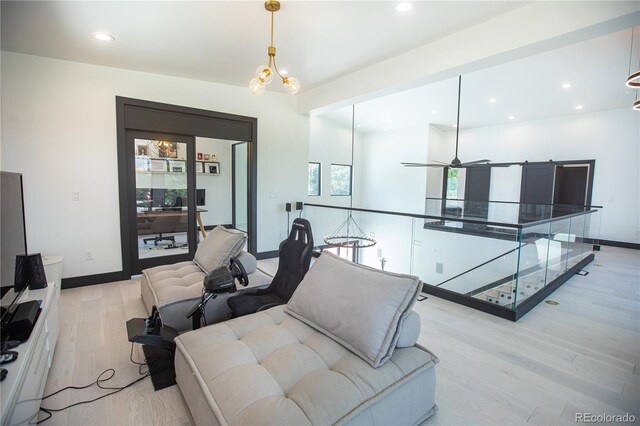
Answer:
[193, 226, 247, 272]
[285, 251, 421, 368]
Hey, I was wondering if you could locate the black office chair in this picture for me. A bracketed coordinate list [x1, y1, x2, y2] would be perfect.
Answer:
[143, 197, 184, 246]
[227, 218, 314, 317]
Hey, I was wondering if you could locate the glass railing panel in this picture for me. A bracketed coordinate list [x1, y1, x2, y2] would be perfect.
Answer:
[516, 222, 553, 306]
[584, 209, 601, 260]
[545, 216, 572, 281]
[425, 198, 595, 226]
[303, 203, 600, 319]
[412, 217, 521, 311]
[303, 205, 349, 250]
[353, 211, 413, 275]
[567, 214, 585, 269]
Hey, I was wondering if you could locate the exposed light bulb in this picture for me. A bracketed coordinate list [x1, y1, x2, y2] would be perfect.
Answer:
[395, 2, 413, 12]
[249, 77, 265, 95]
[283, 77, 300, 94]
[255, 65, 273, 84]
[92, 32, 115, 41]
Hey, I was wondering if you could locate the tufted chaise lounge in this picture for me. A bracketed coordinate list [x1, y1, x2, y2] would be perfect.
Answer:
[174, 252, 438, 425]
[141, 226, 273, 332]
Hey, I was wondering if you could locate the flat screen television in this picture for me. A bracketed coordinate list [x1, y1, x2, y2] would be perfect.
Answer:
[0, 172, 29, 323]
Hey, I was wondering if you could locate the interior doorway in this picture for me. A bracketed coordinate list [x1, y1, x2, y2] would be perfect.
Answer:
[519, 160, 594, 221]
[117, 97, 258, 277]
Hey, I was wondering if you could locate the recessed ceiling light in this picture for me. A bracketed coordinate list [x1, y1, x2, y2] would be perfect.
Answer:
[431, 110, 437, 114]
[575, 105, 583, 110]
[562, 82, 571, 89]
[489, 97, 497, 103]
[395, 2, 413, 12]
[92, 32, 115, 41]
[508, 115, 515, 120]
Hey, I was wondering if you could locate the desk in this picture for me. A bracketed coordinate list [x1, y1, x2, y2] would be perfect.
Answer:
[137, 208, 208, 239]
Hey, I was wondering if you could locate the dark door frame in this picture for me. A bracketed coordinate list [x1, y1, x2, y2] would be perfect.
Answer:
[116, 97, 258, 279]
[519, 159, 595, 207]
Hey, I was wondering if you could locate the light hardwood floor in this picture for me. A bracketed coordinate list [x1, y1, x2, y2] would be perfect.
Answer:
[41, 246, 639, 425]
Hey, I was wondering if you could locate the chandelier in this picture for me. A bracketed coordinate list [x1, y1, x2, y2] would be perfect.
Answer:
[249, 1, 300, 95]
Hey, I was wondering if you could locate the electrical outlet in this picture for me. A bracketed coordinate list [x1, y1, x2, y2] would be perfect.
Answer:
[72, 191, 80, 201]
[85, 250, 95, 261]
[436, 262, 443, 274]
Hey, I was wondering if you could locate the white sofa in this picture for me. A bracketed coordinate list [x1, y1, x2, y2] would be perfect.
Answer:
[174, 252, 438, 425]
[140, 226, 272, 333]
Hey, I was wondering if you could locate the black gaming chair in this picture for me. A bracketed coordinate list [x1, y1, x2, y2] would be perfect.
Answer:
[227, 218, 314, 317]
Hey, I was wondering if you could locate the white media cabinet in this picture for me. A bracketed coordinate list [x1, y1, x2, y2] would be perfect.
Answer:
[0, 256, 62, 426]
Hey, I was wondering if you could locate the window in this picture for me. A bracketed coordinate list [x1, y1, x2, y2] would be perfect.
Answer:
[308, 162, 321, 196]
[446, 168, 460, 199]
[330, 164, 352, 196]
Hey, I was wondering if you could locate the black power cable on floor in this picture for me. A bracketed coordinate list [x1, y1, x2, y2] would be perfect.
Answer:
[37, 344, 154, 424]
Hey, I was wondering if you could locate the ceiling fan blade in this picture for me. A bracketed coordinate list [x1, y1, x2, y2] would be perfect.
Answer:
[401, 162, 447, 168]
[460, 159, 491, 166]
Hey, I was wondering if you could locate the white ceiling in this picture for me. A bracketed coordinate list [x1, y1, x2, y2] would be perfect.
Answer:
[1, 1, 529, 93]
[2, 1, 636, 121]
[322, 27, 640, 131]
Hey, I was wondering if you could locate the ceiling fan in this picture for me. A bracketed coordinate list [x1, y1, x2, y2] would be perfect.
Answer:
[402, 75, 492, 169]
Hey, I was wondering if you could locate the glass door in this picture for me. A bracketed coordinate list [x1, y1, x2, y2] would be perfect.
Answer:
[127, 131, 196, 274]
[233, 142, 249, 232]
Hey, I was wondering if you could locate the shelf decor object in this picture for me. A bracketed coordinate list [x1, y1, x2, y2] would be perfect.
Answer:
[204, 162, 220, 175]
[249, 1, 300, 95]
[150, 159, 167, 172]
[169, 160, 186, 173]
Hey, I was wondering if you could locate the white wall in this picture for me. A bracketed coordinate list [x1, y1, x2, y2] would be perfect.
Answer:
[1, 51, 309, 278]
[428, 108, 640, 244]
[354, 127, 428, 214]
[307, 115, 354, 208]
[195, 137, 232, 227]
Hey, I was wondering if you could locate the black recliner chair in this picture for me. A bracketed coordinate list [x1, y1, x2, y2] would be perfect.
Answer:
[227, 218, 314, 317]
